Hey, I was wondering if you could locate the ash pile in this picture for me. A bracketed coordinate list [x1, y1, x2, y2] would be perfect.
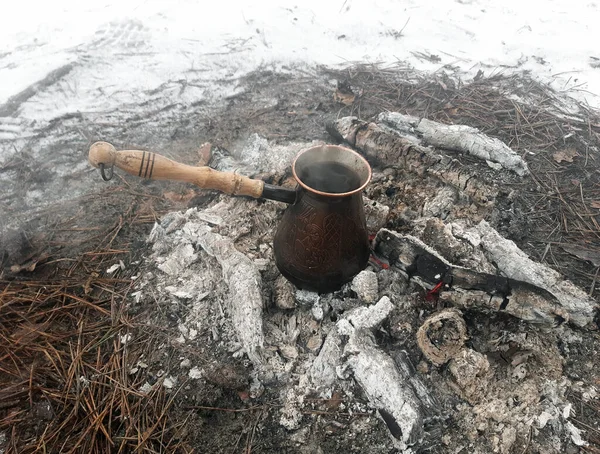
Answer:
[130, 116, 599, 454]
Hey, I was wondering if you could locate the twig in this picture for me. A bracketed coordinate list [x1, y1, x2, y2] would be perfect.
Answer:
[590, 267, 600, 297]
[520, 425, 532, 454]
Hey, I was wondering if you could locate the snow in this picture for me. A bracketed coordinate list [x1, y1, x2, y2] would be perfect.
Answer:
[0, 0, 599, 135]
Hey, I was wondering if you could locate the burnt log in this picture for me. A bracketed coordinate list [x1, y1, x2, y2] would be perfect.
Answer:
[328, 116, 499, 206]
[374, 228, 596, 329]
[393, 350, 441, 418]
[332, 297, 441, 450]
[377, 112, 529, 176]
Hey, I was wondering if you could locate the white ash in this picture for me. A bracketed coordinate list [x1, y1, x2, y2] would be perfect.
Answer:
[306, 334, 323, 352]
[187, 197, 280, 242]
[279, 345, 299, 360]
[339, 296, 394, 332]
[235, 134, 309, 174]
[414, 217, 491, 271]
[165, 286, 196, 300]
[279, 376, 309, 431]
[154, 242, 198, 276]
[378, 112, 529, 176]
[350, 293, 390, 324]
[448, 349, 493, 405]
[511, 363, 528, 382]
[486, 159, 503, 171]
[377, 268, 409, 298]
[421, 186, 458, 219]
[130, 290, 143, 304]
[188, 367, 203, 379]
[401, 259, 579, 449]
[288, 427, 311, 446]
[139, 382, 153, 394]
[147, 206, 266, 366]
[459, 365, 572, 448]
[310, 303, 324, 321]
[162, 376, 177, 389]
[314, 298, 332, 321]
[538, 411, 556, 429]
[128, 134, 596, 451]
[566, 421, 587, 447]
[363, 196, 390, 235]
[249, 377, 265, 399]
[274, 275, 296, 310]
[195, 223, 265, 364]
[264, 313, 301, 349]
[181, 202, 227, 227]
[178, 323, 198, 341]
[500, 427, 518, 454]
[441, 220, 497, 273]
[160, 211, 188, 234]
[573, 383, 598, 402]
[345, 332, 423, 449]
[310, 329, 343, 391]
[106, 260, 125, 274]
[323, 293, 362, 315]
[338, 297, 425, 449]
[351, 270, 379, 304]
[307, 296, 432, 448]
[295, 289, 319, 308]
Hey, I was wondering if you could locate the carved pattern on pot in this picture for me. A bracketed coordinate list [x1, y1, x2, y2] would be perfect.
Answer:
[274, 187, 370, 293]
[292, 207, 343, 273]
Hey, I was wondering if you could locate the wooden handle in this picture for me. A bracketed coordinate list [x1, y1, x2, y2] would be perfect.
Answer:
[89, 141, 264, 199]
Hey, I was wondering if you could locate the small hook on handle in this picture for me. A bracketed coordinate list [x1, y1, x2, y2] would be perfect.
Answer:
[99, 162, 114, 181]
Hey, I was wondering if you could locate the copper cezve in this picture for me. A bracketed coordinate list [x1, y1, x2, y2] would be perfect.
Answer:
[88, 142, 372, 292]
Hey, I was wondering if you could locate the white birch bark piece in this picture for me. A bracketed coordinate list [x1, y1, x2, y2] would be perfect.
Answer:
[378, 112, 529, 176]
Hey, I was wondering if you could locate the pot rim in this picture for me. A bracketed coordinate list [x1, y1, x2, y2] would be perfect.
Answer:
[291, 144, 372, 197]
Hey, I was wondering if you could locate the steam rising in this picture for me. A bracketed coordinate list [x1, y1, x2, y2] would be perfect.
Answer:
[297, 161, 362, 194]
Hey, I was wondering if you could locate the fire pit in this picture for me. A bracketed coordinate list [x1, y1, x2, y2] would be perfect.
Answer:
[116, 111, 598, 453]
[2, 67, 599, 454]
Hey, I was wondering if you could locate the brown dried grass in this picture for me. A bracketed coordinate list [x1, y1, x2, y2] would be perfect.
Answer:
[0, 189, 190, 453]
